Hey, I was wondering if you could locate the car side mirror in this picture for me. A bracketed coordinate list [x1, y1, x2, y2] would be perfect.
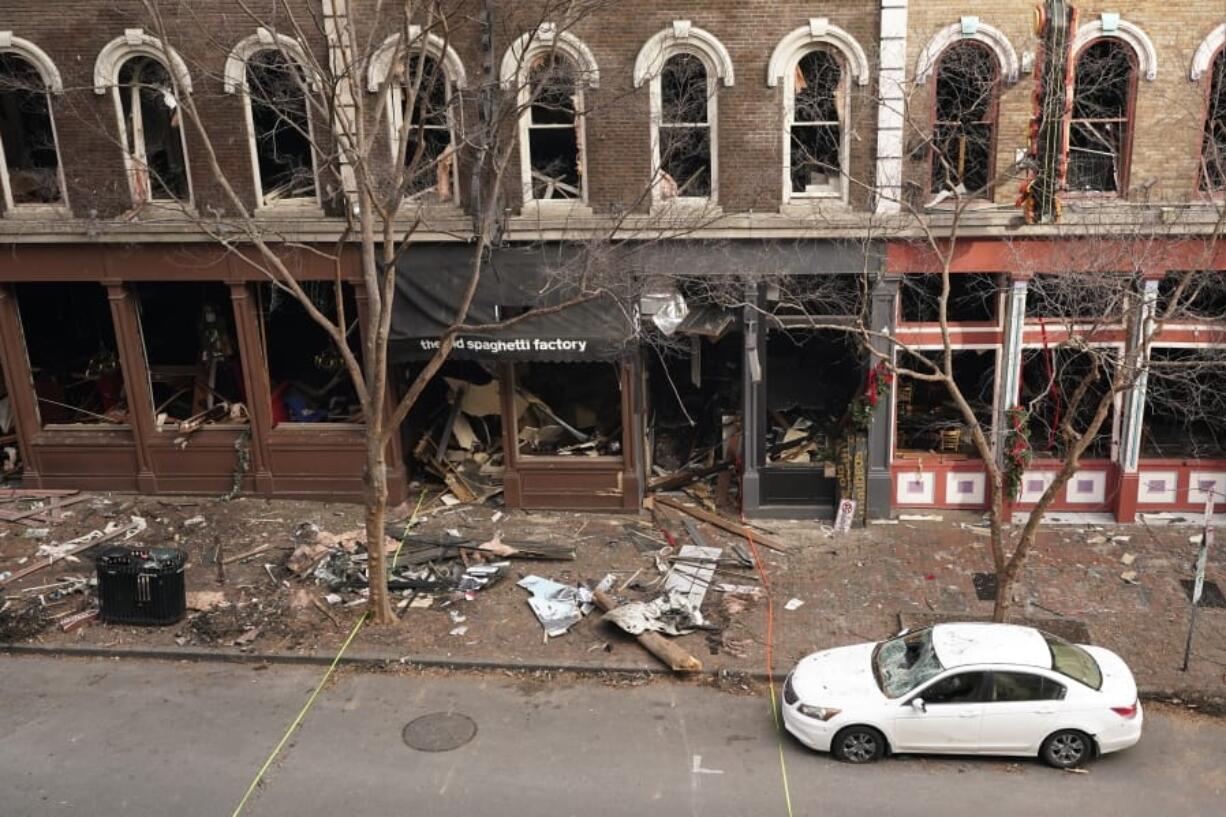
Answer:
[910, 698, 926, 714]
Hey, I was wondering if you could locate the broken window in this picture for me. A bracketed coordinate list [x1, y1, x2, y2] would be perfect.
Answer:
[398, 55, 454, 201]
[931, 41, 997, 198]
[134, 283, 246, 429]
[764, 330, 863, 466]
[1142, 348, 1226, 458]
[403, 362, 506, 498]
[900, 273, 1000, 323]
[789, 49, 845, 197]
[1201, 48, 1226, 192]
[514, 362, 622, 456]
[1068, 40, 1135, 194]
[1025, 272, 1124, 320]
[0, 53, 63, 209]
[1156, 271, 1226, 320]
[15, 283, 127, 426]
[525, 54, 582, 201]
[1019, 347, 1115, 459]
[257, 283, 363, 425]
[767, 274, 867, 325]
[657, 52, 712, 199]
[894, 349, 996, 458]
[246, 49, 316, 205]
[116, 56, 189, 203]
[0, 359, 19, 476]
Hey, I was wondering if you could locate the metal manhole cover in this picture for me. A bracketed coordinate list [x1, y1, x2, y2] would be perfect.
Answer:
[402, 712, 477, 752]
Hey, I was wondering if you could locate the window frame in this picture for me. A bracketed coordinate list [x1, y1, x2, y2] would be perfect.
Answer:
[1198, 45, 1226, 195]
[927, 40, 1001, 202]
[651, 49, 717, 204]
[387, 53, 457, 203]
[0, 43, 68, 215]
[784, 47, 849, 202]
[240, 48, 322, 211]
[1066, 37, 1139, 198]
[904, 669, 990, 706]
[110, 54, 194, 208]
[518, 51, 587, 206]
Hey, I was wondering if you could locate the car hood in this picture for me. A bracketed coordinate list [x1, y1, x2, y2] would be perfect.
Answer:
[1083, 645, 1138, 703]
[791, 643, 886, 705]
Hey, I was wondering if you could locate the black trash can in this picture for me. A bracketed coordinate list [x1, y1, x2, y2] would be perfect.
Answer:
[96, 546, 187, 625]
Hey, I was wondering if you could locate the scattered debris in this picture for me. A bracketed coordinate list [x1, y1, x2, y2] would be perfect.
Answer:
[186, 590, 227, 611]
[898, 514, 944, 522]
[601, 590, 709, 637]
[518, 574, 603, 638]
[593, 588, 702, 672]
[1121, 553, 1136, 566]
[648, 496, 788, 553]
[784, 598, 805, 611]
[1120, 570, 1139, 585]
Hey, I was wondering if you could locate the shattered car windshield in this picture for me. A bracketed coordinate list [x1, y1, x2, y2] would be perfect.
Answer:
[873, 628, 944, 698]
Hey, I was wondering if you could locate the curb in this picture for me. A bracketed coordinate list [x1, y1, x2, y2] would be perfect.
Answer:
[4, 643, 1221, 714]
[0, 642, 773, 682]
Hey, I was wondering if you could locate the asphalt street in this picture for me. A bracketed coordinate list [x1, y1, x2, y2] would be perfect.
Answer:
[2, 656, 1224, 817]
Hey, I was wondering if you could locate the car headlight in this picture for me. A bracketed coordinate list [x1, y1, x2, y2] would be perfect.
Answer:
[797, 704, 842, 721]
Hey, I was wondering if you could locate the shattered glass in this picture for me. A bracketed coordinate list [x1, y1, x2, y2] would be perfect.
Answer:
[246, 49, 317, 203]
[1067, 40, 1134, 193]
[0, 53, 62, 205]
[930, 42, 997, 197]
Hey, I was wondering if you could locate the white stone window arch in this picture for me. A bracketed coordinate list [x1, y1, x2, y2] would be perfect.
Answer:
[635, 21, 734, 205]
[368, 29, 467, 202]
[767, 20, 869, 203]
[914, 18, 1020, 85]
[0, 32, 68, 213]
[224, 30, 322, 210]
[94, 29, 194, 207]
[1191, 23, 1226, 82]
[1070, 14, 1158, 81]
[502, 24, 599, 208]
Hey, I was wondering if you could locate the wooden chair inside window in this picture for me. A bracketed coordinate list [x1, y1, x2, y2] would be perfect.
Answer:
[939, 427, 962, 454]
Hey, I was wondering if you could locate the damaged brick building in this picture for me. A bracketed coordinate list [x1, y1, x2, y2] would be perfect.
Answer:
[0, 1, 1225, 522]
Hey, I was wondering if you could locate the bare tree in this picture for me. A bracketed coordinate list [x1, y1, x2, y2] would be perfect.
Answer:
[81, 0, 681, 624]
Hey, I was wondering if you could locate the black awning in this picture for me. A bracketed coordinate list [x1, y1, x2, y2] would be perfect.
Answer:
[389, 245, 636, 363]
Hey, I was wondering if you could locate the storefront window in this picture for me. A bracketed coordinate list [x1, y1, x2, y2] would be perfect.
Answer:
[134, 282, 246, 428]
[1141, 348, 1226, 459]
[899, 273, 999, 323]
[15, 283, 127, 426]
[1019, 347, 1115, 459]
[514, 361, 622, 456]
[763, 330, 862, 466]
[257, 282, 363, 425]
[894, 349, 995, 458]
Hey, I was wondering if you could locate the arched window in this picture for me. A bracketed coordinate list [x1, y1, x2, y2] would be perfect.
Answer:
[115, 55, 190, 203]
[788, 49, 845, 198]
[395, 55, 455, 200]
[502, 25, 598, 208]
[657, 52, 713, 200]
[1201, 48, 1226, 191]
[244, 49, 317, 206]
[523, 52, 583, 201]
[368, 29, 465, 203]
[931, 41, 999, 198]
[0, 51, 64, 209]
[1068, 39, 1137, 194]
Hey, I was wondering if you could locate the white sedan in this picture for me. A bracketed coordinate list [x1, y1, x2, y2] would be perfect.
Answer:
[782, 623, 1141, 768]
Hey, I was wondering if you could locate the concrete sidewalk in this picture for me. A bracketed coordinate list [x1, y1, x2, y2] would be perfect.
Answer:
[3, 495, 1224, 707]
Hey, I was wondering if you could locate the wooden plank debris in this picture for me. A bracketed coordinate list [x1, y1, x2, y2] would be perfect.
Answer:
[593, 589, 701, 673]
[648, 495, 788, 553]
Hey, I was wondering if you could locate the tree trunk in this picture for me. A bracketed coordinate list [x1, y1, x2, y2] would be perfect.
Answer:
[992, 556, 1022, 622]
[364, 430, 394, 625]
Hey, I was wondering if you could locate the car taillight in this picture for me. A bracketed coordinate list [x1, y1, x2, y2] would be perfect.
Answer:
[1111, 701, 1139, 719]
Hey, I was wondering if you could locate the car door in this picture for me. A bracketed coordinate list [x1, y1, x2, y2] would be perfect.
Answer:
[977, 671, 1067, 753]
[890, 671, 988, 753]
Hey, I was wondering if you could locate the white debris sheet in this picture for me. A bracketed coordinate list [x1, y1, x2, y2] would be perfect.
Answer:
[664, 545, 721, 609]
[601, 590, 708, 637]
[518, 574, 612, 638]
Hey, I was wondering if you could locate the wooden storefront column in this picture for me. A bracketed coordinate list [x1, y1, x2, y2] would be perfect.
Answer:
[618, 358, 642, 510]
[105, 284, 157, 493]
[229, 283, 275, 494]
[0, 285, 40, 482]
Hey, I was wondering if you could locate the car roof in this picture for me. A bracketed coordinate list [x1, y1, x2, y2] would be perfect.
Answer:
[931, 623, 1052, 670]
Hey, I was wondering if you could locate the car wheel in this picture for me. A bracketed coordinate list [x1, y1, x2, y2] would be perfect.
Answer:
[1041, 730, 1092, 769]
[832, 726, 885, 764]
